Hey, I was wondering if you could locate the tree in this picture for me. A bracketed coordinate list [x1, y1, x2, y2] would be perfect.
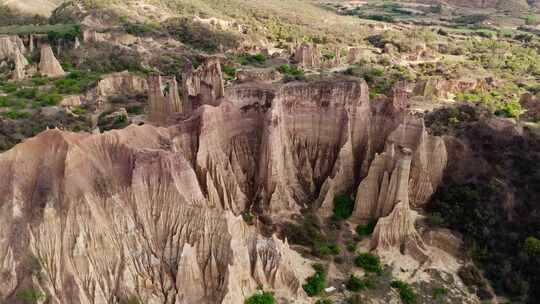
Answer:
[245, 291, 276, 304]
[524, 236, 540, 257]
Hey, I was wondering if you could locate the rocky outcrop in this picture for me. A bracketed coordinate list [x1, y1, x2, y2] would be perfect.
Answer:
[294, 43, 342, 69]
[413, 77, 489, 100]
[94, 71, 148, 98]
[347, 47, 364, 64]
[0, 127, 309, 303]
[236, 68, 282, 83]
[182, 58, 225, 113]
[11, 48, 28, 80]
[0, 35, 26, 60]
[352, 117, 446, 221]
[0, 77, 450, 303]
[148, 75, 183, 125]
[38, 44, 66, 77]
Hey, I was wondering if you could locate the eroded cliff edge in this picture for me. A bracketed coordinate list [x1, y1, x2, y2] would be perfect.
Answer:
[0, 77, 463, 303]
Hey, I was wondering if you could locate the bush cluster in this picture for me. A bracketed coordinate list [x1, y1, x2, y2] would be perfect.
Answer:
[354, 253, 382, 274]
[303, 264, 327, 297]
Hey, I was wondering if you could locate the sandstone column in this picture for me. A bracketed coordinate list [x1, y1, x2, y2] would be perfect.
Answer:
[38, 44, 66, 77]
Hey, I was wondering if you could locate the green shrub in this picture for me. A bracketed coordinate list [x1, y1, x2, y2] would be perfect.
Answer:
[354, 253, 382, 274]
[494, 100, 523, 118]
[126, 106, 144, 115]
[391, 280, 417, 304]
[237, 53, 267, 65]
[524, 237, 540, 257]
[47, 24, 81, 42]
[433, 287, 448, 301]
[165, 17, 240, 52]
[222, 65, 237, 80]
[242, 212, 255, 225]
[245, 291, 276, 304]
[315, 243, 341, 256]
[278, 64, 304, 77]
[16, 288, 45, 304]
[356, 219, 377, 236]
[333, 195, 354, 220]
[303, 264, 327, 297]
[122, 21, 161, 37]
[453, 14, 489, 25]
[346, 241, 357, 253]
[346, 274, 367, 292]
[2, 110, 30, 120]
[426, 212, 447, 227]
[31, 77, 49, 86]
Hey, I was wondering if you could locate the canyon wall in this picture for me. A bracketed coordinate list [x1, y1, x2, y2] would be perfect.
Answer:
[0, 77, 448, 303]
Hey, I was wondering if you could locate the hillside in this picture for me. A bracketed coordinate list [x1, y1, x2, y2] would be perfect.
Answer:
[0, 0, 63, 16]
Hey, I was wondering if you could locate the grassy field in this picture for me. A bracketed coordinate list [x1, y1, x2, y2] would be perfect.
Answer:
[0, 23, 77, 35]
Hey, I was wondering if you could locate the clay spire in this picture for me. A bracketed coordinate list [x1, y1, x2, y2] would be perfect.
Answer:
[12, 48, 28, 80]
[38, 44, 66, 77]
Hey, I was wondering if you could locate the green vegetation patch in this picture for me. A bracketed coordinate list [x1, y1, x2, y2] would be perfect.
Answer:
[303, 264, 327, 297]
[391, 280, 418, 304]
[354, 253, 382, 274]
[245, 291, 276, 304]
[356, 219, 377, 236]
[332, 194, 354, 220]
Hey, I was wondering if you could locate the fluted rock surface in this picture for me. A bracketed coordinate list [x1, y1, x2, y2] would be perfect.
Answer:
[148, 75, 183, 125]
[0, 78, 450, 303]
[0, 127, 310, 303]
[94, 71, 148, 98]
[0, 35, 26, 60]
[11, 48, 28, 80]
[294, 43, 342, 69]
[38, 44, 66, 77]
[182, 58, 225, 113]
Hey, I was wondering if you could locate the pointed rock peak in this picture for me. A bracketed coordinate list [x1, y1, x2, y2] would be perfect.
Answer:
[371, 200, 429, 262]
[38, 44, 66, 77]
[182, 57, 225, 112]
[12, 48, 27, 80]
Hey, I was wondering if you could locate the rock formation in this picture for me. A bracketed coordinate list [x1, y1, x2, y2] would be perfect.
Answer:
[148, 75, 183, 125]
[0, 35, 26, 60]
[347, 47, 364, 64]
[38, 44, 66, 77]
[413, 77, 489, 100]
[95, 71, 148, 98]
[0, 127, 309, 303]
[294, 43, 342, 69]
[182, 58, 225, 113]
[352, 116, 447, 221]
[0, 77, 449, 303]
[236, 68, 282, 83]
[294, 43, 322, 69]
[11, 48, 28, 80]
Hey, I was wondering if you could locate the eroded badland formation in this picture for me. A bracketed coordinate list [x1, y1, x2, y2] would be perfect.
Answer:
[0, 0, 540, 303]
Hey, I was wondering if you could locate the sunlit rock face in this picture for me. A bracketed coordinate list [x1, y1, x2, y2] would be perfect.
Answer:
[0, 77, 448, 303]
[38, 44, 66, 77]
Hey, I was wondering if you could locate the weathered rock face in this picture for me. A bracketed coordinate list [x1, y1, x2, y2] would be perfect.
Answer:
[413, 77, 489, 100]
[0, 35, 26, 60]
[182, 58, 225, 113]
[0, 78, 449, 303]
[148, 75, 183, 125]
[38, 44, 66, 77]
[294, 43, 322, 69]
[11, 48, 28, 80]
[236, 68, 282, 83]
[94, 71, 148, 98]
[294, 43, 342, 69]
[0, 127, 310, 304]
